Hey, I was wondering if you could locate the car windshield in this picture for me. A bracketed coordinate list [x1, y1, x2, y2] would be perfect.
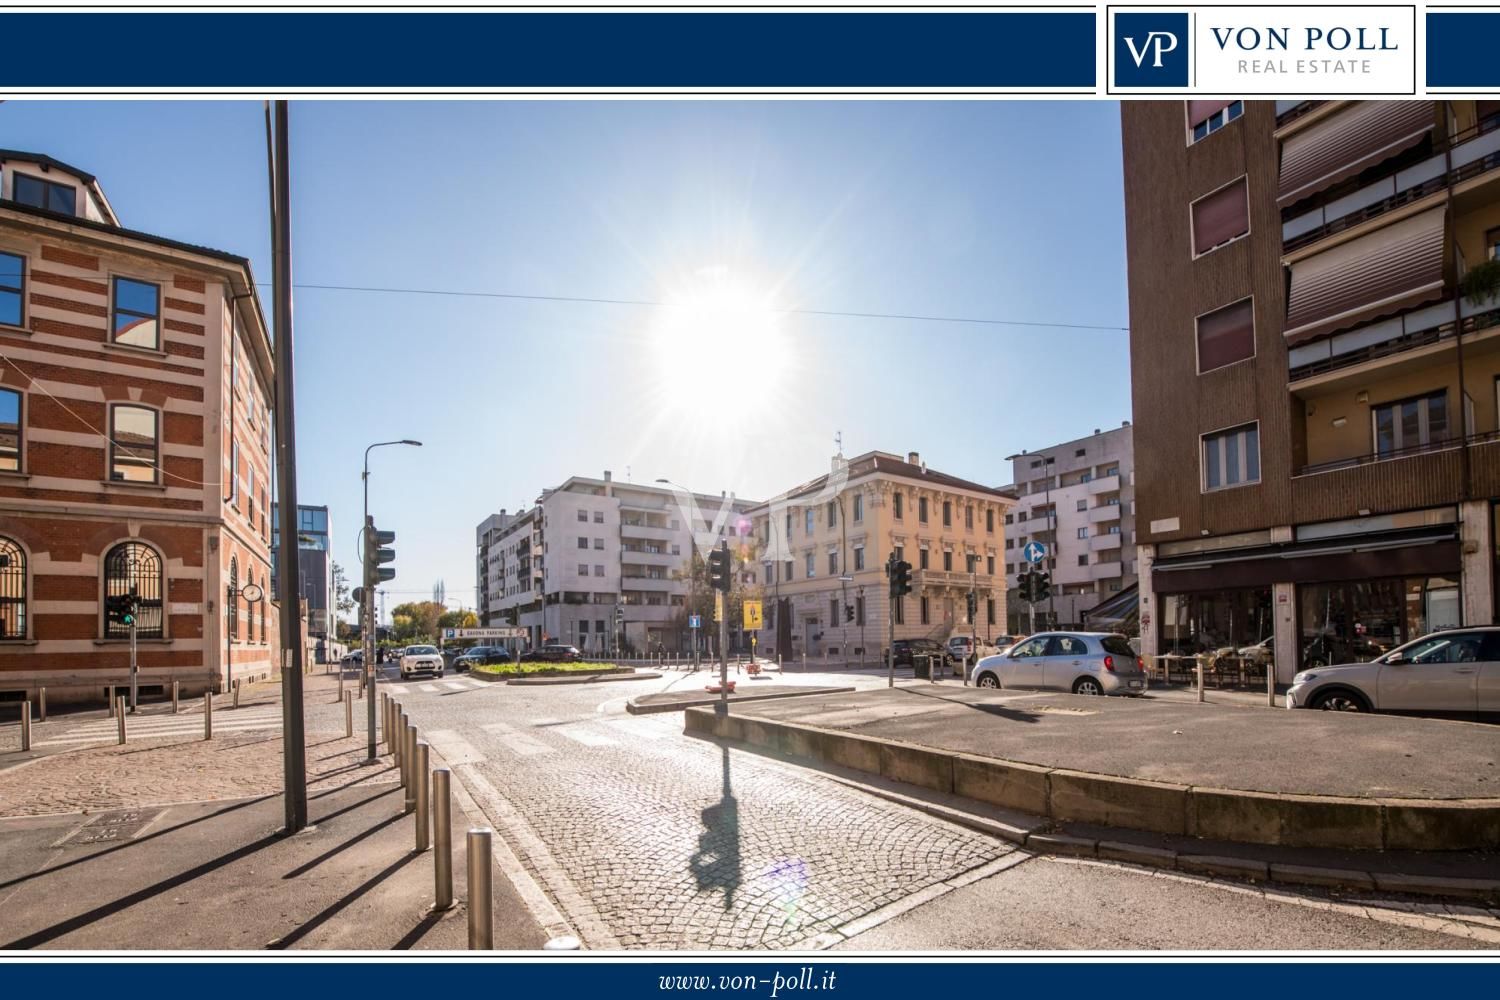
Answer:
[1100, 636, 1135, 657]
[408, 645, 438, 655]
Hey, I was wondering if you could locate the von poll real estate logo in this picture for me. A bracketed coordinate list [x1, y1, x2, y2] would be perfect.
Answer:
[1109, 6, 1416, 94]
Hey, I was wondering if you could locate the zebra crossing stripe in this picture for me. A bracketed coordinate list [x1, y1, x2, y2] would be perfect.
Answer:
[388, 684, 409, 695]
[419, 684, 439, 693]
[602, 718, 668, 740]
[552, 724, 617, 748]
[442, 681, 467, 691]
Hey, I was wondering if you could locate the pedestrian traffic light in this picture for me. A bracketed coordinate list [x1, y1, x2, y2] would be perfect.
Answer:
[363, 516, 396, 586]
[1035, 572, 1052, 603]
[845, 603, 855, 623]
[105, 593, 138, 627]
[707, 542, 731, 593]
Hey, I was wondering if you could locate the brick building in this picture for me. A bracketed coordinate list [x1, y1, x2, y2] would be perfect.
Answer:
[0, 150, 277, 705]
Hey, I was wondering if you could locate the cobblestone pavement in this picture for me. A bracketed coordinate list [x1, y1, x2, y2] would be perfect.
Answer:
[0, 671, 396, 817]
[399, 674, 1013, 950]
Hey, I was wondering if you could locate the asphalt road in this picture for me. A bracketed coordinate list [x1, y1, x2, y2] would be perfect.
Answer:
[380, 664, 1499, 952]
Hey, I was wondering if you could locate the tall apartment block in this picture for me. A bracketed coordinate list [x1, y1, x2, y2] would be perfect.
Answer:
[475, 472, 756, 654]
[272, 503, 334, 652]
[1122, 100, 1500, 683]
[0, 150, 277, 704]
[999, 424, 1136, 632]
[747, 450, 1015, 659]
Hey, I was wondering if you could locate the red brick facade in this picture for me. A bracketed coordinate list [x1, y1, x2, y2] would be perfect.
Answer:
[0, 161, 277, 705]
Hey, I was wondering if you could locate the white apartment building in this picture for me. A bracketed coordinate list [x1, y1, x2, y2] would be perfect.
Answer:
[475, 471, 756, 654]
[1001, 423, 1136, 632]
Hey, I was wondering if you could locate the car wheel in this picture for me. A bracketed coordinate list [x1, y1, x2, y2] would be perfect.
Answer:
[1311, 688, 1369, 713]
[976, 672, 1000, 689]
[1072, 677, 1103, 696]
[436, 669, 444, 678]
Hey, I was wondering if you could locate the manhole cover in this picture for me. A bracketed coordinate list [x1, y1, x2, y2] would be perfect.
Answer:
[59, 809, 161, 847]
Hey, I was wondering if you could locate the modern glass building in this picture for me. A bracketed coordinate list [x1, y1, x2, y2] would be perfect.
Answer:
[272, 504, 334, 640]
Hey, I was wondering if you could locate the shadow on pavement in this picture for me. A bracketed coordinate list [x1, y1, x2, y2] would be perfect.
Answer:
[689, 743, 741, 911]
[267, 850, 419, 949]
[897, 685, 1043, 724]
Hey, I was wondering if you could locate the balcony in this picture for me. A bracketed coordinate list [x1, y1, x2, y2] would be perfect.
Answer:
[1283, 121, 1500, 253]
[1088, 560, 1124, 581]
[1289, 295, 1500, 384]
[1086, 474, 1121, 496]
[1087, 504, 1123, 525]
[619, 575, 675, 590]
[620, 522, 676, 542]
[620, 548, 678, 565]
[917, 570, 971, 589]
[1089, 533, 1123, 553]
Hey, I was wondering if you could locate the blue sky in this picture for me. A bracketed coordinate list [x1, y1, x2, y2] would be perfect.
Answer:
[1, 100, 1130, 615]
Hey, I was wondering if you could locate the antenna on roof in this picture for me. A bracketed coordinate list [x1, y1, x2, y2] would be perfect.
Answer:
[834, 430, 843, 457]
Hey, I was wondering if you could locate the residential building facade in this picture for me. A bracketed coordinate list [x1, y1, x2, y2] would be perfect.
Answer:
[0, 150, 277, 704]
[475, 471, 756, 654]
[1000, 424, 1137, 632]
[747, 450, 1015, 660]
[1122, 100, 1500, 684]
[271, 503, 334, 648]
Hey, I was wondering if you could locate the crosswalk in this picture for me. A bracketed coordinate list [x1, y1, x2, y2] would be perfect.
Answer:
[463, 715, 676, 759]
[36, 706, 284, 747]
[384, 677, 489, 696]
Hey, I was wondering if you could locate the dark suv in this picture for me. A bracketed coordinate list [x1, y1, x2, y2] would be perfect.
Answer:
[521, 644, 583, 663]
[891, 638, 945, 667]
[454, 646, 513, 671]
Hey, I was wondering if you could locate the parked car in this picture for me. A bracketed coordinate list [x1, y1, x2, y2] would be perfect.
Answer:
[971, 632, 1147, 696]
[945, 635, 999, 666]
[399, 644, 444, 679]
[890, 638, 945, 667]
[1286, 627, 1500, 718]
[455, 646, 513, 671]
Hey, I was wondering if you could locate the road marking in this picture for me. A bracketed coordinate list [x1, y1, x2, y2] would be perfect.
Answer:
[423, 729, 486, 766]
[552, 724, 616, 748]
[482, 722, 553, 757]
[54, 709, 280, 736]
[464, 678, 488, 689]
[419, 684, 439, 693]
[601, 718, 668, 740]
[387, 684, 409, 695]
[442, 682, 467, 691]
[36, 720, 282, 746]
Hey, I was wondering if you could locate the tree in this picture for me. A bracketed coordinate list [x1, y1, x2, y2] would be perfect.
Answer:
[332, 561, 355, 619]
[390, 600, 444, 642]
[433, 579, 446, 606]
[438, 609, 478, 630]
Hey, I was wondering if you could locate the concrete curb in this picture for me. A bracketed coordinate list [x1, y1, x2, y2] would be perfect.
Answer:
[625, 686, 857, 715]
[683, 707, 1500, 858]
[464, 669, 658, 685]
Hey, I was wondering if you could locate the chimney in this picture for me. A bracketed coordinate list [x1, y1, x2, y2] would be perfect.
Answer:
[907, 451, 920, 466]
[604, 470, 612, 482]
[1123, 420, 1131, 427]
[1094, 428, 1100, 435]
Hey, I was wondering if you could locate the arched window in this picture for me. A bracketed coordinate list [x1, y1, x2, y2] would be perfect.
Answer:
[0, 536, 25, 640]
[103, 541, 164, 639]
[228, 557, 239, 641]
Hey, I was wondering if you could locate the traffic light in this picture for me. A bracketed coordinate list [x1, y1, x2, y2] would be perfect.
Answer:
[888, 559, 913, 599]
[845, 603, 855, 623]
[615, 606, 624, 625]
[966, 592, 978, 619]
[105, 593, 138, 627]
[363, 515, 396, 586]
[707, 542, 731, 593]
[1017, 570, 1035, 604]
[352, 586, 365, 606]
[1034, 572, 1052, 603]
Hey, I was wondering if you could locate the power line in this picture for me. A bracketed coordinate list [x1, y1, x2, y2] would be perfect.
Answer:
[259, 282, 1128, 333]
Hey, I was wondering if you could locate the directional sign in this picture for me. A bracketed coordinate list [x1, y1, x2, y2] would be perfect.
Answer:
[1022, 541, 1048, 565]
[742, 600, 763, 630]
[688, 614, 703, 630]
[443, 627, 527, 640]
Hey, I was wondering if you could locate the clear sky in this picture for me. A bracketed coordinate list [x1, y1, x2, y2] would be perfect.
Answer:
[1, 100, 1130, 617]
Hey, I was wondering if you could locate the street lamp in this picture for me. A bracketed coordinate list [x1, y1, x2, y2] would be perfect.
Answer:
[360, 438, 420, 755]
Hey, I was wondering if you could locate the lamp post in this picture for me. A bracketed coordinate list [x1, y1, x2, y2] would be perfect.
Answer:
[361, 438, 421, 762]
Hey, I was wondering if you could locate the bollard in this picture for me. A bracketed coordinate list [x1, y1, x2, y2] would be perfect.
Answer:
[398, 710, 410, 779]
[204, 691, 213, 740]
[467, 828, 494, 949]
[1196, 656, 1205, 704]
[433, 768, 454, 910]
[20, 701, 31, 752]
[414, 741, 430, 852]
[403, 722, 418, 814]
[172, 680, 180, 715]
[384, 697, 394, 754]
[1267, 658, 1277, 708]
[107, 685, 116, 717]
[233, 679, 241, 709]
[39, 687, 46, 722]
[116, 696, 127, 744]
[344, 690, 353, 738]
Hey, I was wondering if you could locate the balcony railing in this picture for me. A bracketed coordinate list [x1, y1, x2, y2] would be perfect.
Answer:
[1287, 299, 1500, 383]
[1294, 435, 1462, 478]
[1275, 100, 1325, 129]
[1283, 120, 1500, 253]
[1086, 474, 1122, 496]
[1087, 504, 1123, 525]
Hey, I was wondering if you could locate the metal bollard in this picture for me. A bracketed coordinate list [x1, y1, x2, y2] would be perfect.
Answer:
[344, 690, 353, 738]
[1196, 656, 1205, 704]
[403, 723, 418, 814]
[204, 691, 213, 740]
[107, 685, 116, 717]
[414, 741, 430, 852]
[233, 679, 241, 709]
[172, 681, 180, 714]
[398, 710, 410, 780]
[39, 687, 46, 722]
[116, 697, 127, 744]
[433, 768, 454, 910]
[467, 828, 494, 949]
[20, 701, 31, 752]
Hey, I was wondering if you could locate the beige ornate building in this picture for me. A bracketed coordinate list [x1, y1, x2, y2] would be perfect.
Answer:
[747, 450, 1016, 661]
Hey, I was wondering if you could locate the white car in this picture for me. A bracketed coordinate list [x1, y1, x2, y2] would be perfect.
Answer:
[972, 632, 1148, 696]
[1286, 627, 1500, 718]
[399, 644, 444, 679]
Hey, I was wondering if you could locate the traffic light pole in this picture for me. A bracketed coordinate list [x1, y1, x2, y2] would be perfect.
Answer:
[886, 553, 896, 689]
[364, 577, 377, 761]
[129, 617, 138, 712]
[717, 542, 730, 715]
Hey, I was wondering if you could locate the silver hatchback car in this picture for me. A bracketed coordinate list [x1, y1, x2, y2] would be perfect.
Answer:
[972, 632, 1147, 696]
[1286, 627, 1500, 718]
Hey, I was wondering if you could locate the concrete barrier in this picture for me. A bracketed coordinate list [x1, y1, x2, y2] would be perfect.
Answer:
[1049, 769, 1189, 836]
[952, 754, 1050, 816]
[877, 742, 954, 794]
[1382, 798, 1500, 852]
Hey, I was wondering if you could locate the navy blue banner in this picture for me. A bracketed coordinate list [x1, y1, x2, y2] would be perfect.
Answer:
[1426, 11, 1500, 87]
[3, 961, 1498, 997]
[0, 12, 1095, 89]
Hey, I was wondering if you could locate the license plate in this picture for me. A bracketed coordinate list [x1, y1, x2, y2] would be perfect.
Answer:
[1128, 680, 1143, 689]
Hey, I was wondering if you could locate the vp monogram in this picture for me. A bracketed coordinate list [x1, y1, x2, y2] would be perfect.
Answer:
[1124, 30, 1180, 68]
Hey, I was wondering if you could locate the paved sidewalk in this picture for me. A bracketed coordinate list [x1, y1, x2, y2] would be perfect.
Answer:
[0, 669, 549, 950]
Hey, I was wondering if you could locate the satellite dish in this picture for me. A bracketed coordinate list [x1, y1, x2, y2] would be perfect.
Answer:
[240, 582, 265, 603]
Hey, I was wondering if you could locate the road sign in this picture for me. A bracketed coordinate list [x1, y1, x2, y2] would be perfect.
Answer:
[443, 627, 527, 640]
[1022, 541, 1047, 565]
[689, 614, 702, 630]
[742, 600, 763, 630]
[714, 592, 724, 623]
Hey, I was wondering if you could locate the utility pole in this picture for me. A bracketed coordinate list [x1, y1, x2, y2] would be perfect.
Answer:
[269, 99, 308, 834]
[715, 542, 731, 713]
[887, 554, 897, 688]
[128, 591, 139, 712]
[967, 555, 978, 686]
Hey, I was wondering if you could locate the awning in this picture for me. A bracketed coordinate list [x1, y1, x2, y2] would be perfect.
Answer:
[1278, 101, 1436, 208]
[1152, 527, 1459, 593]
[1283, 204, 1448, 347]
[1082, 583, 1138, 627]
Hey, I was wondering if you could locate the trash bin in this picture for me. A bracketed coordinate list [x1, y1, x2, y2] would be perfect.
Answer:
[913, 654, 932, 680]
